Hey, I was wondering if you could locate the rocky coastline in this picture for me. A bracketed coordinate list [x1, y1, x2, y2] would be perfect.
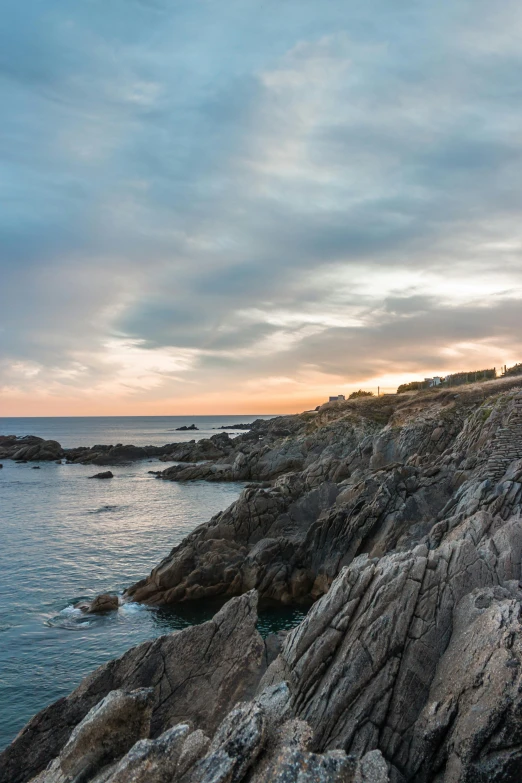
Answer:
[3, 376, 522, 782]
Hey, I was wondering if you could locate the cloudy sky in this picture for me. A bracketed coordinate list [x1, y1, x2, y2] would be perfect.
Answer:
[1, 0, 522, 415]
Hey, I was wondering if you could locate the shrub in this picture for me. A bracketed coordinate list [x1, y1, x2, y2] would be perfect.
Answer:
[397, 382, 423, 394]
[504, 363, 522, 377]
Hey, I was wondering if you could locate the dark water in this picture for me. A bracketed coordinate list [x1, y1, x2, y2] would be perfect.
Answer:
[0, 417, 305, 751]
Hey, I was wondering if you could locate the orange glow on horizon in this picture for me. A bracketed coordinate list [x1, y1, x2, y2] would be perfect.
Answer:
[0, 374, 421, 417]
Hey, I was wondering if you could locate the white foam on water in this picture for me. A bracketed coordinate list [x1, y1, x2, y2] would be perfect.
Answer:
[61, 604, 83, 617]
[120, 601, 151, 615]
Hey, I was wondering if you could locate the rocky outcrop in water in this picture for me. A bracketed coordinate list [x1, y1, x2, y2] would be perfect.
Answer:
[77, 594, 120, 613]
[4, 377, 522, 782]
[0, 436, 63, 462]
[0, 432, 237, 466]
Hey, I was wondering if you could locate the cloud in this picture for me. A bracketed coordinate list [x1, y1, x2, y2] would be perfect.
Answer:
[1, 0, 522, 413]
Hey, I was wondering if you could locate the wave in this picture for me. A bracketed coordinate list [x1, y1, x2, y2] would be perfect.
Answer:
[45, 599, 151, 630]
[86, 505, 122, 514]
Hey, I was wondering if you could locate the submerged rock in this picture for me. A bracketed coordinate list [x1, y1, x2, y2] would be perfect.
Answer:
[77, 594, 120, 614]
[89, 471, 114, 479]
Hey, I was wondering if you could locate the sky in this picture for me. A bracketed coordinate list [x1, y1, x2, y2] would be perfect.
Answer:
[1, 0, 522, 416]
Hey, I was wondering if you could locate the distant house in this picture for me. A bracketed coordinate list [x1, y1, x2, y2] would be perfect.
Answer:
[424, 377, 442, 388]
[329, 394, 346, 402]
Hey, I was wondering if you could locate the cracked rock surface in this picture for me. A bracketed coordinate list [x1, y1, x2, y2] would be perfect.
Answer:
[126, 378, 522, 608]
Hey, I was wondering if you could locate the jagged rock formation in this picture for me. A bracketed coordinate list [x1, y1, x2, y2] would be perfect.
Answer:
[126, 379, 522, 607]
[4, 377, 522, 782]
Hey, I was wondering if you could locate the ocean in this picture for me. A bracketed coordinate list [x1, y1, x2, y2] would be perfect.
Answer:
[0, 416, 305, 751]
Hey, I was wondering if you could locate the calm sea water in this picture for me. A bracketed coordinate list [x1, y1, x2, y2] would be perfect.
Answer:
[0, 417, 305, 751]
[0, 414, 276, 448]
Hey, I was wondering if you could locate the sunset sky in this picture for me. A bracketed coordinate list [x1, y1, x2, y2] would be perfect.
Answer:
[1, 0, 522, 416]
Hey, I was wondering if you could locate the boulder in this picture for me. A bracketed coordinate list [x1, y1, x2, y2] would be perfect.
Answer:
[89, 471, 114, 479]
[78, 594, 120, 614]
[58, 689, 154, 780]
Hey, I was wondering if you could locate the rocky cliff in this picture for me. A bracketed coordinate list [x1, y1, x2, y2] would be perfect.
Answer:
[3, 377, 522, 782]
[127, 379, 522, 608]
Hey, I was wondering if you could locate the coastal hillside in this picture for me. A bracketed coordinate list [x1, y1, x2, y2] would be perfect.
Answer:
[3, 376, 522, 782]
[127, 376, 522, 607]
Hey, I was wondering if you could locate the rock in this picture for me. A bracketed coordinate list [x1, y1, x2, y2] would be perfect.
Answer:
[256, 747, 356, 783]
[355, 751, 389, 782]
[122, 381, 522, 610]
[158, 433, 234, 464]
[89, 471, 114, 479]
[410, 587, 522, 782]
[61, 689, 153, 778]
[78, 594, 120, 614]
[103, 723, 190, 783]
[216, 424, 252, 430]
[176, 424, 199, 431]
[32, 466, 40, 470]
[3, 437, 63, 462]
[186, 702, 266, 783]
[176, 729, 211, 777]
[31, 688, 154, 783]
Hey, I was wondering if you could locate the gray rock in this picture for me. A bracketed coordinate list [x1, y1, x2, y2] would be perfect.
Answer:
[176, 730, 211, 778]
[186, 702, 266, 783]
[256, 747, 356, 782]
[104, 723, 190, 783]
[355, 751, 389, 783]
[61, 688, 153, 782]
